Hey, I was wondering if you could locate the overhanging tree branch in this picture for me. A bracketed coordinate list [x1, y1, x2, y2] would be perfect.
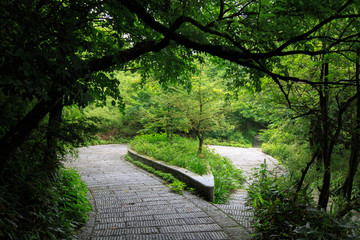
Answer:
[0, 38, 171, 168]
[267, 0, 356, 55]
[117, 0, 360, 85]
[86, 38, 170, 72]
[116, 0, 253, 62]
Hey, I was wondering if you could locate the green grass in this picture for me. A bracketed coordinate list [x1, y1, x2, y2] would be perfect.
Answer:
[130, 134, 209, 175]
[130, 133, 245, 203]
[125, 155, 188, 194]
[205, 137, 252, 148]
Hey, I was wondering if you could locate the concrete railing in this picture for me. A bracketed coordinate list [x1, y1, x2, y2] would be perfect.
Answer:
[127, 149, 214, 202]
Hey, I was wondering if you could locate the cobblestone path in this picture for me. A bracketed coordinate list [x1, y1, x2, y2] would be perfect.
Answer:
[67, 144, 252, 240]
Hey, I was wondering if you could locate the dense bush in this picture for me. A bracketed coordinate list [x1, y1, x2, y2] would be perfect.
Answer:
[130, 133, 245, 203]
[260, 123, 360, 212]
[206, 129, 253, 148]
[0, 166, 91, 240]
[63, 105, 132, 145]
[247, 161, 359, 239]
[205, 137, 252, 148]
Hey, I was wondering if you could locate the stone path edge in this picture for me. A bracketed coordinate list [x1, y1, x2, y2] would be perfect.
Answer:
[77, 187, 96, 240]
[127, 149, 215, 202]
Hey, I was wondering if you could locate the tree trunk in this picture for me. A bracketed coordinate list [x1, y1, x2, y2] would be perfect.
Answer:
[170, 130, 174, 144]
[0, 96, 63, 169]
[297, 147, 319, 193]
[197, 131, 204, 154]
[166, 127, 170, 138]
[318, 61, 331, 209]
[343, 47, 360, 201]
[43, 99, 63, 172]
[197, 70, 204, 154]
[309, 118, 323, 171]
[170, 117, 174, 144]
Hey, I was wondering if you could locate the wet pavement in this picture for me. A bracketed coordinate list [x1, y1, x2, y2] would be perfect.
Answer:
[66, 144, 282, 240]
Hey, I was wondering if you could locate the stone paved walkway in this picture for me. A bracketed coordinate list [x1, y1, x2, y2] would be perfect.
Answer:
[208, 145, 284, 182]
[209, 146, 284, 228]
[66, 144, 253, 240]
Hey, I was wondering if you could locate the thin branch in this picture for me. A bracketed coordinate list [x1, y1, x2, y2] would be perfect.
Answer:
[179, 16, 249, 53]
[218, 0, 224, 20]
[268, 0, 355, 54]
[296, 147, 319, 193]
[221, 0, 257, 20]
[291, 110, 316, 120]
[272, 76, 292, 108]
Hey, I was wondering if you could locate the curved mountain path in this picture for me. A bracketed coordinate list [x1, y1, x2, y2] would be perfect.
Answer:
[208, 145, 284, 182]
[66, 144, 283, 240]
[208, 145, 284, 229]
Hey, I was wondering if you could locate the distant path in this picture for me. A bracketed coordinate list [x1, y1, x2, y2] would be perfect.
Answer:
[208, 145, 285, 182]
[208, 145, 284, 225]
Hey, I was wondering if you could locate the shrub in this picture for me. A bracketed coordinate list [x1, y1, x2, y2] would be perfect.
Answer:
[247, 161, 359, 239]
[207, 127, 256, 147]
[168, 180, 187, 194]
[0, 167, 91, 240]
[208, 152, 244, 203]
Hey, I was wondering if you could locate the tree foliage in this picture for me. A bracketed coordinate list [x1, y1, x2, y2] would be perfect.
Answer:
[1, 0, 360, 237]
[116, 60, 231, 152]
[2, 0, 359, 166]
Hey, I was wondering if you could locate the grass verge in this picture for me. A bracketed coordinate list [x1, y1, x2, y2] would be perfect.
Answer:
[130, 133, 245, 203]
[125, 155, 190, 194]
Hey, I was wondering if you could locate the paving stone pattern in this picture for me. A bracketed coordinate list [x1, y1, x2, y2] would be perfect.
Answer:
[67, 144, 252, 240]
[214, 190, 253, 229]
[210, 145, 284, 229]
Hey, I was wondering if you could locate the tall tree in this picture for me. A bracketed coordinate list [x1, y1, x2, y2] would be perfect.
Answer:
[0, 0, 172, 168]
[2, 0, 359, 167]
[342, 48, 360, 201]
[186, 66, 227, 153]
[2, 1, 360, 211]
